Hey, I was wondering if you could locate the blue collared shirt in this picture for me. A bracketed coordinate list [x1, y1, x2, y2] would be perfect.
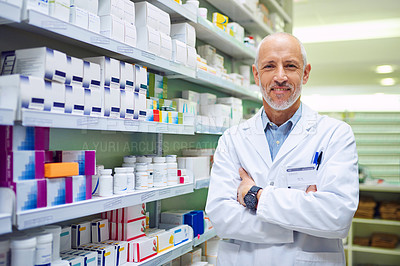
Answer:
[261, 104, 302, 161]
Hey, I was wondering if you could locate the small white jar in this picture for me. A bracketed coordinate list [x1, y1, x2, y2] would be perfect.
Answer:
[138, 157, 153, 188]
[135, 163, 148, 190]
[34, 232, 53, 266]
[99, 169, 113, 196]
[122, 156, 136, 169]
[166, 155, 178, 186]
[153, 157, 167, 187]
[41, 225, 61, 261]
[92, 165, 104, 196]
[113, 167, 128, 194]
[11, 236, 37, 266]
[124, 167, 135, 191]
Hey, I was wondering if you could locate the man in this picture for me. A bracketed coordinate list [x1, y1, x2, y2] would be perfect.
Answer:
[205, 32, 359, 265]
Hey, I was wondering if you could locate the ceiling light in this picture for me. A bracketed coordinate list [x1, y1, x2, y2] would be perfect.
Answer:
[376, 65, 394, 74]
[380, 78, 395, 86]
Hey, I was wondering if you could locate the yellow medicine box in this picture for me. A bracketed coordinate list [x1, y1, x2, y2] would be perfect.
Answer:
[45, 162, 79, 178]
[212, 12, 229, 25]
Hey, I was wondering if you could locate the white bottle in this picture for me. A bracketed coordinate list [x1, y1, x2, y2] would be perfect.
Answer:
[33, 232, 53, 266]
[138, 157, 154, 188]
[99, 169, 113, 196]
[41, 225, 61, 261]
[113, 167, 128, 194]
[166, 155, 178, 186]
[153, 157, 167, 187]
[0, 238, 9, 266]
[123, 156, 136, 169]
[124, 167, 135, 191]
[11, 236, 36, 266]
[92, 165, 104, 196]
[135, 163, 148, 190]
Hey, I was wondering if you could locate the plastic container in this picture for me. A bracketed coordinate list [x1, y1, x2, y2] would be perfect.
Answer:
[92, 165, 104, 196]
[10, 236, 36, 266]
[153, 157, 167, 187]
[138, 157, 154, 188]
[33, 232, 52, 266]
[99, 169, 113, 196]
[122, 156, 136, 169]
[0, 238, 10, 266]
[124, 167, 135, 191]
[113, 167, 128, 194]
[135, 163, 148, 190]
[41, 224, 61, 261]
[166, 155, 178, 186]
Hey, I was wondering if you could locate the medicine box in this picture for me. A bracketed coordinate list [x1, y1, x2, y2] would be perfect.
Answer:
[186, 46, 197, 69]
[0, 124, 49, 152]
[120, 89, 134, 119]
[159, 32, 172, 61]
[104, 87, 121, 118]
[119, 62, 134, 90]
[101, 240, 128, 266]
[181, 90, 200, 104]
[45, 81, 65, 113]
[71, 221, 91, 248]
[81, 244, 115, 266]
[88, 12, 101, 34]
[100, 14, 125, 43]
[49, 0, 70, 22]
[91, 218, 109, 243]
[148, 73, 165, 99]
[172, 39, 187, 65]
[55, 150, 96, 176]
[123, 0, 135, 25]
[84, 86, 103, 116]
[2, 150, 45, 183]
[66, 56, 84, 86]
[134, 65, 147, 93]
[65, 175, 86, 203]
[150, 230, 174, 253]
[44, 162, 79, 178]
[12, 179, 47, 212]
[60, 226, 71, 252]
[161, 210, 189, 225]
[181, 247, 202, 266]
[65, 84, 85, 115]
[21, 0, 49, 20]
[200, 93, 217, 106]
[84, 56, 120, 89]
[184, 210, 204, 237]
[135, 1, 159, 30]
[136, 25, 161, 56]
[0, 74, 46, 120]
[117, 203, 146, 223]
[83, 61, 101, 89]
[68, 250, 97, 266]
[98, 0, 123, 19]
[117, 217, 146, 241]
[157, 9, 170, 36]
[46, 177, 66, 206]
[60, 254, 85, 266]
[71, 0, 98, 15]
[124, 21, 137, 47]
[170, 225, 192, 246]
[128, 236, 157, 262]
[170, 23, 196, 47]
[212, 12, 229, 25]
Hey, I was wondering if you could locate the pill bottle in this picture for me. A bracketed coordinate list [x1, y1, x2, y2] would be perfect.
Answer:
[122, 156, 136, 169]
[138, 157, 154, 188]
[124, 167, 135, 191]
[10, 236, 36, 266]
[135, 163, 148, 190]
[113, 167, 128, 195]
[92, 165, 104, 196]
[99, 169, 113, 196]
[153, 157, 167, 187]
[0, 238, 10, 266]
[41, 225, 61, 261]
[166, 155, 178, 186]
[33, 232, 53, 266]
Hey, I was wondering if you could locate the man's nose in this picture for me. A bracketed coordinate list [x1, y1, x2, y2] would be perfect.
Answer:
[273, 66, 288, 83]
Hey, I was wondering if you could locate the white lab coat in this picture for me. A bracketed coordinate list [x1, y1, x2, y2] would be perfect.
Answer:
[206, 104, 359, 266]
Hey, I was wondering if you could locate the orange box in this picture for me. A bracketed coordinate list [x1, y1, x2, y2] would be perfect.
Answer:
[44, 162, 79, 178]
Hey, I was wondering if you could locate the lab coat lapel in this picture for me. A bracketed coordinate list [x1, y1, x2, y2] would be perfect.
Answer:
[273, 104, 318, 163]
[242, 108, 273, 168]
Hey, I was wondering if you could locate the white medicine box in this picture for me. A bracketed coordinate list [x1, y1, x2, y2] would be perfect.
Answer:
[84, 56, 120, 89]
[88, 12, 101, 34]
[71, 221, 91, 248]
[84, 86, 103, 116]
[136, 26, 161, 56]
[124, 22, 137, 47]
[158, 9, 171, 35]
[100, 14, 125, 43]
[91, 218, 109, 243]
[100, 240, 128, 266]
[71, 0, 99, 15]
[120, 88, 134, 119]
[49, 0, 70, 22]
[172, 39, 187, 65]
[128, 236, 157, 262]
[21, 0, 49, 20]
[66, 56, 84, 86]
[65, 84, 85, 115]
[119, 62, 135, 90]
[118, 204, 146, 223]
[104, 87, 121, 118]
[83, 60, 101, 89]
[70, 6, 89, 30]
[159, 32, 172, 61]
[170, 23, 196, 47]
[135, 1, 159, 30]
[98, 0, 124, 19]
[123, 0, 135, 25]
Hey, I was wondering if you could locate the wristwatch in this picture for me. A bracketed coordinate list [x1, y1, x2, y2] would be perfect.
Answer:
[244, 186, 262, 210]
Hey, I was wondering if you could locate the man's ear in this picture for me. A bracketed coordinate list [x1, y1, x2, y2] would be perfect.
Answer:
[252, 64, 260, 86]
[302, 64, 311, 85]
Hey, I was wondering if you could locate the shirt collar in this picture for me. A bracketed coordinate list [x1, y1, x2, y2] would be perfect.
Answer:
[261, 103, 302, 131]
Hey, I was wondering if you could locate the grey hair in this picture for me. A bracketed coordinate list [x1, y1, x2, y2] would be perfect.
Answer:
[254, 32, 308, 71]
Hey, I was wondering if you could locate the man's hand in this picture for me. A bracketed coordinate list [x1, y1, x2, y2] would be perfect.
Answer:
[306, 185, 317, 193]
[237, 167, 255, 206]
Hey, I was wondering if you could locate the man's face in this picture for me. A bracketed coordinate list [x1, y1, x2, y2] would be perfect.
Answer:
[253, 35, 310, 111]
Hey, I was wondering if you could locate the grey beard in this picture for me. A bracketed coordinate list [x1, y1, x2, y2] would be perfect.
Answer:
[259, 83, 302, 111]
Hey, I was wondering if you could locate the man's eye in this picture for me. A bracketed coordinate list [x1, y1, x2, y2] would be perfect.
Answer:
[264, 65, 274, 69]
[286, 64, 297, 69]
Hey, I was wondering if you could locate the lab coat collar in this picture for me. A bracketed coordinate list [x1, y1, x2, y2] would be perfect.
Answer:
[241, 103, 318, 168]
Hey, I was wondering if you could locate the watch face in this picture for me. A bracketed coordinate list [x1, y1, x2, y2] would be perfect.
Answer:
[244, 193, 257, 210]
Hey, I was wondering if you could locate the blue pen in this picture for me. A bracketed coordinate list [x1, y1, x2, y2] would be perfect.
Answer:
[312, 152, 319, 165]
[316, 151, 323, 170]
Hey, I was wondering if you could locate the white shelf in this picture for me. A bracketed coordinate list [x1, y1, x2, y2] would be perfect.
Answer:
[0, 2, 21, 24]
[195, 178, 210, 189]
[264, 0, 292, 24]
[204, 0, 274, 36]
[21, 109, 195, 135]
[0, 108, 15, 125]
[192, 16, 256, 61]
[16, 183, 193, 230]
[359, 184, 400, 193]
[193, 229, 217, 247]
[353, 218, 400, 226]
[196, 125, 227, 135]
[0, 213, 12, 235]
[182, 70, 262, 102]
[15, 10, 196, 78]
[124, 240, 193, 266]
[145, 0, 197, 23]
[352, 244, 400, 256]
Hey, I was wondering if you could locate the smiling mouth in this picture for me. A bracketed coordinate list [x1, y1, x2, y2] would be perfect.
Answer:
[271, 87, 291, 91]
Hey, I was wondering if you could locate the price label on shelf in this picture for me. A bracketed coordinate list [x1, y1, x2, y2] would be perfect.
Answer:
[141, 51, 156, 60]
[103, 198, 122, 210]
[90, 36, 110, 45]
[117, 46, 134, 54]
[158, 188, 172, 197]
[22, 215, 53, 229]
[141, 191, 156, 202]
[41, 20, 67, 30]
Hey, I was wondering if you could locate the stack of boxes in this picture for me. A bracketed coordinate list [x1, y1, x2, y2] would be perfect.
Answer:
[170, 22, 197, 68]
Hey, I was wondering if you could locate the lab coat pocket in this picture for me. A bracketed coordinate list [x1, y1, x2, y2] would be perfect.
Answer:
[217, 240, 240, 266]
[295, 250, 344, 266]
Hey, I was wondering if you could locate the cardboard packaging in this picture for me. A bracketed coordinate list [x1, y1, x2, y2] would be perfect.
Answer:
[159, 32, 172, 61]
[70, 0, 98, 14]
[49, 0, 70, 22]
[11, 179, 47, 212]
[135, 1, 159, 30]
[136, 26, 161, 55]
[70, 5, 89, 29]
[88, 12, 101, 34]
[46, 177, 66, 207]
[71, 221, 91, 248]
[117, 217, 146, 241]
[55, 150, 96, 176]
[128, 236, 157, 262]
[65, 175, 87, 203]
[60, 226, 71, 252]
[170, 23, 196, 47]
[21, 0, 49, 20]
[66, 56, 84, 86]
[64, 84, 85, 115]
[118, 204, 146, 223]
[172, 39, 187, 65]
[124, 21, 137, 47]
[100, 240, 128, 266]
[45, 81, 65, 113]
[84, 56, 120, 89]
[91, 218, 110, 243]
[98, 0, 124, 19]
[100, 14, 125, 43]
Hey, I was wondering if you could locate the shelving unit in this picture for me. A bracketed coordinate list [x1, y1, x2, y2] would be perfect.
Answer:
[0, 108, 14, 126]
[144, 0, 197, 23]
[194, 178, 210, 190]
[262, 0, 292, 24]
[0, 1, 21, 24]
[0, 213, 12, 235]
[193, 228, 216, 247]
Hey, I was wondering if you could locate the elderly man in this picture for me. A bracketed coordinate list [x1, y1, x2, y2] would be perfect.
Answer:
[206, 32, 359, 265]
